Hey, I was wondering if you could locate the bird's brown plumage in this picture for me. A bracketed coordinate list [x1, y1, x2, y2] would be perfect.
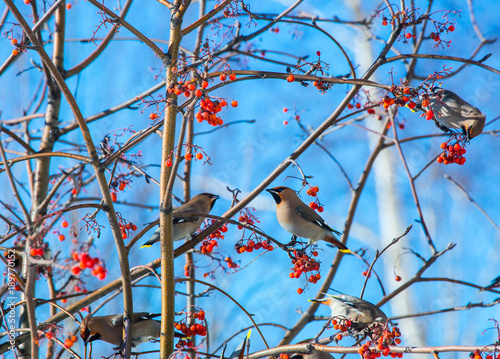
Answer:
[141, 193, 219, 248]
[79, 313, 162, 347]
[266, 186, 349, 253]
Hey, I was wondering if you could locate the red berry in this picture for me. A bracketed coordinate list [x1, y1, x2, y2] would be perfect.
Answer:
[219, 73, 227, 81]
[287, 74, 295, 82]
[62, 220, 69, 228]
[405, 33, 412, 39]
[448, 25, 455, 32]
[231, 100, 238, 107]
[297, 288, 303, 294]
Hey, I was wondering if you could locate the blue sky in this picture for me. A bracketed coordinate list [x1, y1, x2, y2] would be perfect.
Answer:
[0, 0, 499, 358]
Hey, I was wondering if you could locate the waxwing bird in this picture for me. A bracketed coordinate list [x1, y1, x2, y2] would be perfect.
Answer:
[266, 187, 349, 253]
[79, 313, 163, 347]
[141, 193, 220, 248]
[422, 87, 485, 140]
[310, 293, 387, 332]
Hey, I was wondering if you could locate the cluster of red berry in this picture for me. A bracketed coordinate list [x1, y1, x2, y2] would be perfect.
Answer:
[167, 79, 198, 98]
[470, 350, 498, 359]
[119, 222, 137, 240]
[331, 317, 353, 341]
[290, 250, 320, 291]
[174, 310, 207, 348]
[437, 142, 466, 165]
[200, 239, 218, 254]
[235, 240, 274, 254]
[195, 97, 227, 126]
[199, 222, 227, 254]
[224, 256, 238, 269]
[312, 80, 331, 92]
[63, 335, 78, 348]
[70, 252, 107, 280]
[358, 326, 402, 358]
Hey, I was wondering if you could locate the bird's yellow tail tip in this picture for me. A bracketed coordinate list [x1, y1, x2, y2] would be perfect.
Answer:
[340, 248, 351, 254]
[140, 244, 152, 249]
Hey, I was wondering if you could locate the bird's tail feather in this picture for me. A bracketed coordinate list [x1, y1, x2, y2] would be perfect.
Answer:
[323, 236, 350, 253]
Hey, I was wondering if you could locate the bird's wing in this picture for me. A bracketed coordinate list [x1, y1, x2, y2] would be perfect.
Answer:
[295, 206, 342, 236]
[134, 313, 161, 322]
[173, 204, 201, 224]
[110, 314, 124, 327]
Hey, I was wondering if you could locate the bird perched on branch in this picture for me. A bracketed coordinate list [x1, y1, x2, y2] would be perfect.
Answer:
[421, 87, 485, 140]
[485, 275, 500, 290]
[141, 193, 220, 248]
[79, 313, 168, 347]
[266, 186, 349, 253]
[310, 293, 387, 332]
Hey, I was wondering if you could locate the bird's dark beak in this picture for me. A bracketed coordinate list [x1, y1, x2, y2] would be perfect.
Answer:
[266, 188, 281, 204]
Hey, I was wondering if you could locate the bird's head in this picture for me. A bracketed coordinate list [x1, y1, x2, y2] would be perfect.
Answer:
[266, 186, 294, 205]
[199, 193, 220, 210]
[79, 320, 101, 344]
[463, 114, 486, 140]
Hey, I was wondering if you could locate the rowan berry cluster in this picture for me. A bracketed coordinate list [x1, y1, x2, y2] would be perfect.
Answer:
[119, 221, 137, 240]
[70, 251, 107, 280]
[200, 221, 227, 254]
[175, 309, 207, 348]
[437, 142, 466, 165]
[64, 335, 78, 348]
[312, 80, 332, 93]
[358, 326, 403, 358]
[235, 239, 274, 254]
[306, 186, 325, 212]
[167, 79, 198, 98]
[111, 179, 130, 202]
[470, 350, 498, 359]
[195, 97, 228, 126]
[331, 316, 352, 337]
[289, 249, 321, 291]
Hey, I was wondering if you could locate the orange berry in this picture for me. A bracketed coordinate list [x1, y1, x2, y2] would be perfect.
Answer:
[403, 87, 410, 94]
[421, 99, 429, 107]
[195, 89, 203, 97]
[395, 275, 401, 281]
[166, 159, 173, 167]
[297, 288, 303, 294]
[201, 81, 209, 89]
[440, 143, 447, 149]
[196, 153, 203, 160]
[62, 220, 69, 228]
[119, 182, 126, 191]
[66, 3, 72, 9]
[287, 74, 295, 82]
[231, 100, 238, 107]
[425, 110, 434, 120]
[111, 192, 117, 202]
[408, 101, 416, 109]
[405, 33, 412, 39]
[24, 0, 30, 4]
[58, 234, 65, 241]
[187, 83, 196, 91]
[283, 108, 288, 113]
[185, 153, 193, 161]
[219, 73, 227, 81]
[229, 73, 236, 81]
[149, 113, 159, 120]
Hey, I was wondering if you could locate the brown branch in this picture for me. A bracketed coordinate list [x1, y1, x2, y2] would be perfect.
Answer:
[66, 0, 133, 77]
